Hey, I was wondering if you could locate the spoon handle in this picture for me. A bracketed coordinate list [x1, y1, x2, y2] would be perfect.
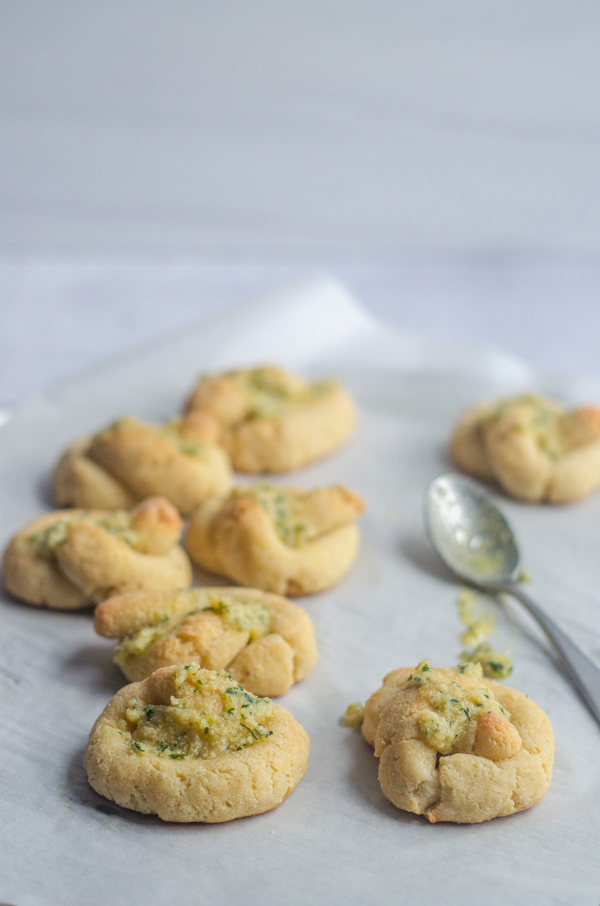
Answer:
[505, 582, 600, 726]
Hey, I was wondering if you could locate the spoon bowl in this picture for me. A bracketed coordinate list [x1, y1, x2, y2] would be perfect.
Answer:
[424, 473, 519, 587]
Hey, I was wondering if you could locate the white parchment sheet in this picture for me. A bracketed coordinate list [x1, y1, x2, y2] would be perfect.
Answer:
[1, 278, 599, 906]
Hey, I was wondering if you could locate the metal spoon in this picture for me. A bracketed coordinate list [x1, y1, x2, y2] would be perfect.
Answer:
[424, 472, 600, 727]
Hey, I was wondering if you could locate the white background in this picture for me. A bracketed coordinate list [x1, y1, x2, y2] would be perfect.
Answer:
[0, 3, 599, 403]
[1, 1, 600, 253]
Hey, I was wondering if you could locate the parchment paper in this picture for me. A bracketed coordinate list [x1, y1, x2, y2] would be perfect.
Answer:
[1, 277, 599, 906]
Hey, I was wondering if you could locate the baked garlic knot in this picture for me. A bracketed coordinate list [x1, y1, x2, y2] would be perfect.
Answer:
[2, 497, 192, 609]
[185, 482, 365, 595]
[53, 412, 231, 514]
[184, 365, 356, 473]
[451, 393, 600, 503]
[94, 587, 317, 697]
[84, 663, 310, 822]
[362, 660, 554, 824]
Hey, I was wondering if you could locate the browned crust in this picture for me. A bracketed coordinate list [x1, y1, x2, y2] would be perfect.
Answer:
[450, 395, 600, 503]
[362, 666, 555, 824]
[184, 485, 363, 595]
[2, 503, 192, 609]
[53, 416, 231, 514]
[94, 586, 317, 696]
[84, 667, 310, 822]
[185, 367, 357, 473]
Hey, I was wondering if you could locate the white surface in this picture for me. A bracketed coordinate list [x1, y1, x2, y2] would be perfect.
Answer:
[1, 2, 600, 253]
[3, 256, 600, 409]
[1, 279, 600, 906]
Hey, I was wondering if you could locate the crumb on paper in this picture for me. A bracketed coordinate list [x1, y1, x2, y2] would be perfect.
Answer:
[458, 588, 495, 647]
[457, 588, 513, 679]
[343, 702, 365, 728]
[460, 643, 513, 680]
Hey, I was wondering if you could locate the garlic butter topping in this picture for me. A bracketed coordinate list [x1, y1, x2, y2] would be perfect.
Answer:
[123, 663, 274, 759]
[409, 660, 512, 756]
[343, 702, 365, 728]
[457, 588, 513, 679]
[96, 416, 211, 459]
[478, 394, 565, 460]
[27, 510, 144, 556]
[114, 592, 270, 665]
[232, 484, 316, 547]
[231, 367, 335, 420]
